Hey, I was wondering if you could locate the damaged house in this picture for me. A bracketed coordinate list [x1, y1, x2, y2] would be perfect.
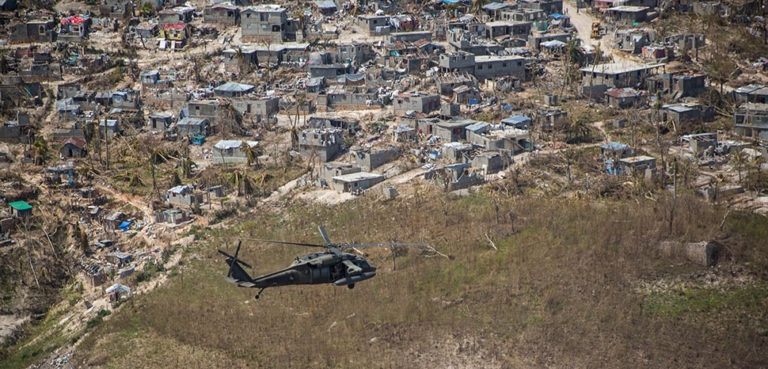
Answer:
[12, 19, 56, 43]
[357, 14, 391, 36]
[425, 163, 484, 191]
[474, 55, 528, 81]
[467, 126, 530, 153]
[581, 63, 664, 97]
[159, 23, 189, 50]
[471, 152, 506, 175]
[315, 85, 379, 111]
[241, 4, 296, 42]
[350, 146, 401, 171]
[299, 129, 343, 162]
[647, 72, 707, 98]
[662, 103, 714, 126]
[58, 15, 91, 43]
[100, 0, 132, 18]
[176, 117, 209, 137]
[733, 103, 768, 139]
[393, 93, 440, 115]
[212, 140, 259, 164]
[148, 112, 174, 132]
[330, 172, 385, 193]
[203, 4, 240, 25]
[605, 88, 646, 108]
[167, 185, 204, 207]
[59, 137, 87, 159]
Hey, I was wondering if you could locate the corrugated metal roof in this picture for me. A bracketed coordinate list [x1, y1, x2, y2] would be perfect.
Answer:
[177, 117, 206, 126]
[482, 3, 510, 11]
[9, 201, 32, 210]
[214, 140, 258, 150]
[502, 115, 531, 124]
[465, 121, 490, 132]
[168, 185, 191, 194]
[601, 142, 629, 151]
[314, 0, 336, 9]
[214, 82, 254, 93]
[333, 172, 384, 182]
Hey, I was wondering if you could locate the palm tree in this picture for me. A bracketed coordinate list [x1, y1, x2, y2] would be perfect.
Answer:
[471, 0, 488, 14]
[169, 170, 181, 187]
[565, 118, 591, 144]
[32, 137, 48, 166]
[289, 94, 306, 149]
[228, 170, 243, 196]
[240, 141, 261, 167]
[748, 154, 765, 191]
[129, 171, 145, 187]
[731, 149, 747, 184]
[140, 2, 154, 17]
[242, 174, 254, 198]
[181, 157, 194, 178]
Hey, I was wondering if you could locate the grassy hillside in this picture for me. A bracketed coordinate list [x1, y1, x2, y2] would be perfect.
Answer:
[46, 192, 768, 367]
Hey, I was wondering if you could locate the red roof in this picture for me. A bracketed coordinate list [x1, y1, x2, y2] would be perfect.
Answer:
[62, 137, 86, 148]
[163, 23, 186, 30]
[62, 16, 86, 25]
[605, 88, 645, 98]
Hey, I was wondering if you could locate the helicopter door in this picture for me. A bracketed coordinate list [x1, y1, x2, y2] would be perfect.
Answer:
[311, 266, 331, 282]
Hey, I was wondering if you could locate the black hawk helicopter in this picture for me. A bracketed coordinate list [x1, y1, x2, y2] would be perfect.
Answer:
[218, 225, 426, 299]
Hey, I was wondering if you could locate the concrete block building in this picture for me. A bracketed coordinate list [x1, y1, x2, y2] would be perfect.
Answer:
[299, 129, 343, 162]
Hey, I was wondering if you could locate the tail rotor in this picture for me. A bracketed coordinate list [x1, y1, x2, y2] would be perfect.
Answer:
[218, 240, 253, 282]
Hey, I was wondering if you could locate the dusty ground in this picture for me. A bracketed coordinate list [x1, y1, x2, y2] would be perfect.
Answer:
[0, 315, 28, 343]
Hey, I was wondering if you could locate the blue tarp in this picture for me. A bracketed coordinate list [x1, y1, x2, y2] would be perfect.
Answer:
[441, 0, 461, 3]
[550, 13, 566, 19]
[118, 221, 131, 231]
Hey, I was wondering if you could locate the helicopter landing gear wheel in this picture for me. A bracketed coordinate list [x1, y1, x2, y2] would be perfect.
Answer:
[347, 284, 355, 290]
[254, 288, 265, 300]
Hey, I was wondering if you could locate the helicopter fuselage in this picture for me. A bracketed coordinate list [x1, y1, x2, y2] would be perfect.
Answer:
[245, 251, 377, 288]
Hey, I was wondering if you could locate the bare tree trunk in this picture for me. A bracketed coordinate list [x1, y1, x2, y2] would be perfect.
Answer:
[104, 124, 110, 170]
[26, 243, 40, 288]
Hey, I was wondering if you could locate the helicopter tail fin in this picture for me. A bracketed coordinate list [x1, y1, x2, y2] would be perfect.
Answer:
[223, 256, 254, 286]
[218, 241, 254, 286]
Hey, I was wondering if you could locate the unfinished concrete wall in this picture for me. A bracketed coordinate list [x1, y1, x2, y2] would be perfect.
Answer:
[658, 240, 718, 266]
[352, 146, 401, 171]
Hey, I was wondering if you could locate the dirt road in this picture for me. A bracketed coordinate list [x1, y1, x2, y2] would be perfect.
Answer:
[563, 0, 638, 65]
[563, 0, 600, 50]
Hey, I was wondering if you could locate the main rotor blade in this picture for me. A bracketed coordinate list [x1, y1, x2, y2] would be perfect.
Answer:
[245, 238, 328, 248]
[318, 225, 332, 245]
[339, 243, 428, 248]
[218, 249, 253, 269]
[217, 249, 235, 259]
